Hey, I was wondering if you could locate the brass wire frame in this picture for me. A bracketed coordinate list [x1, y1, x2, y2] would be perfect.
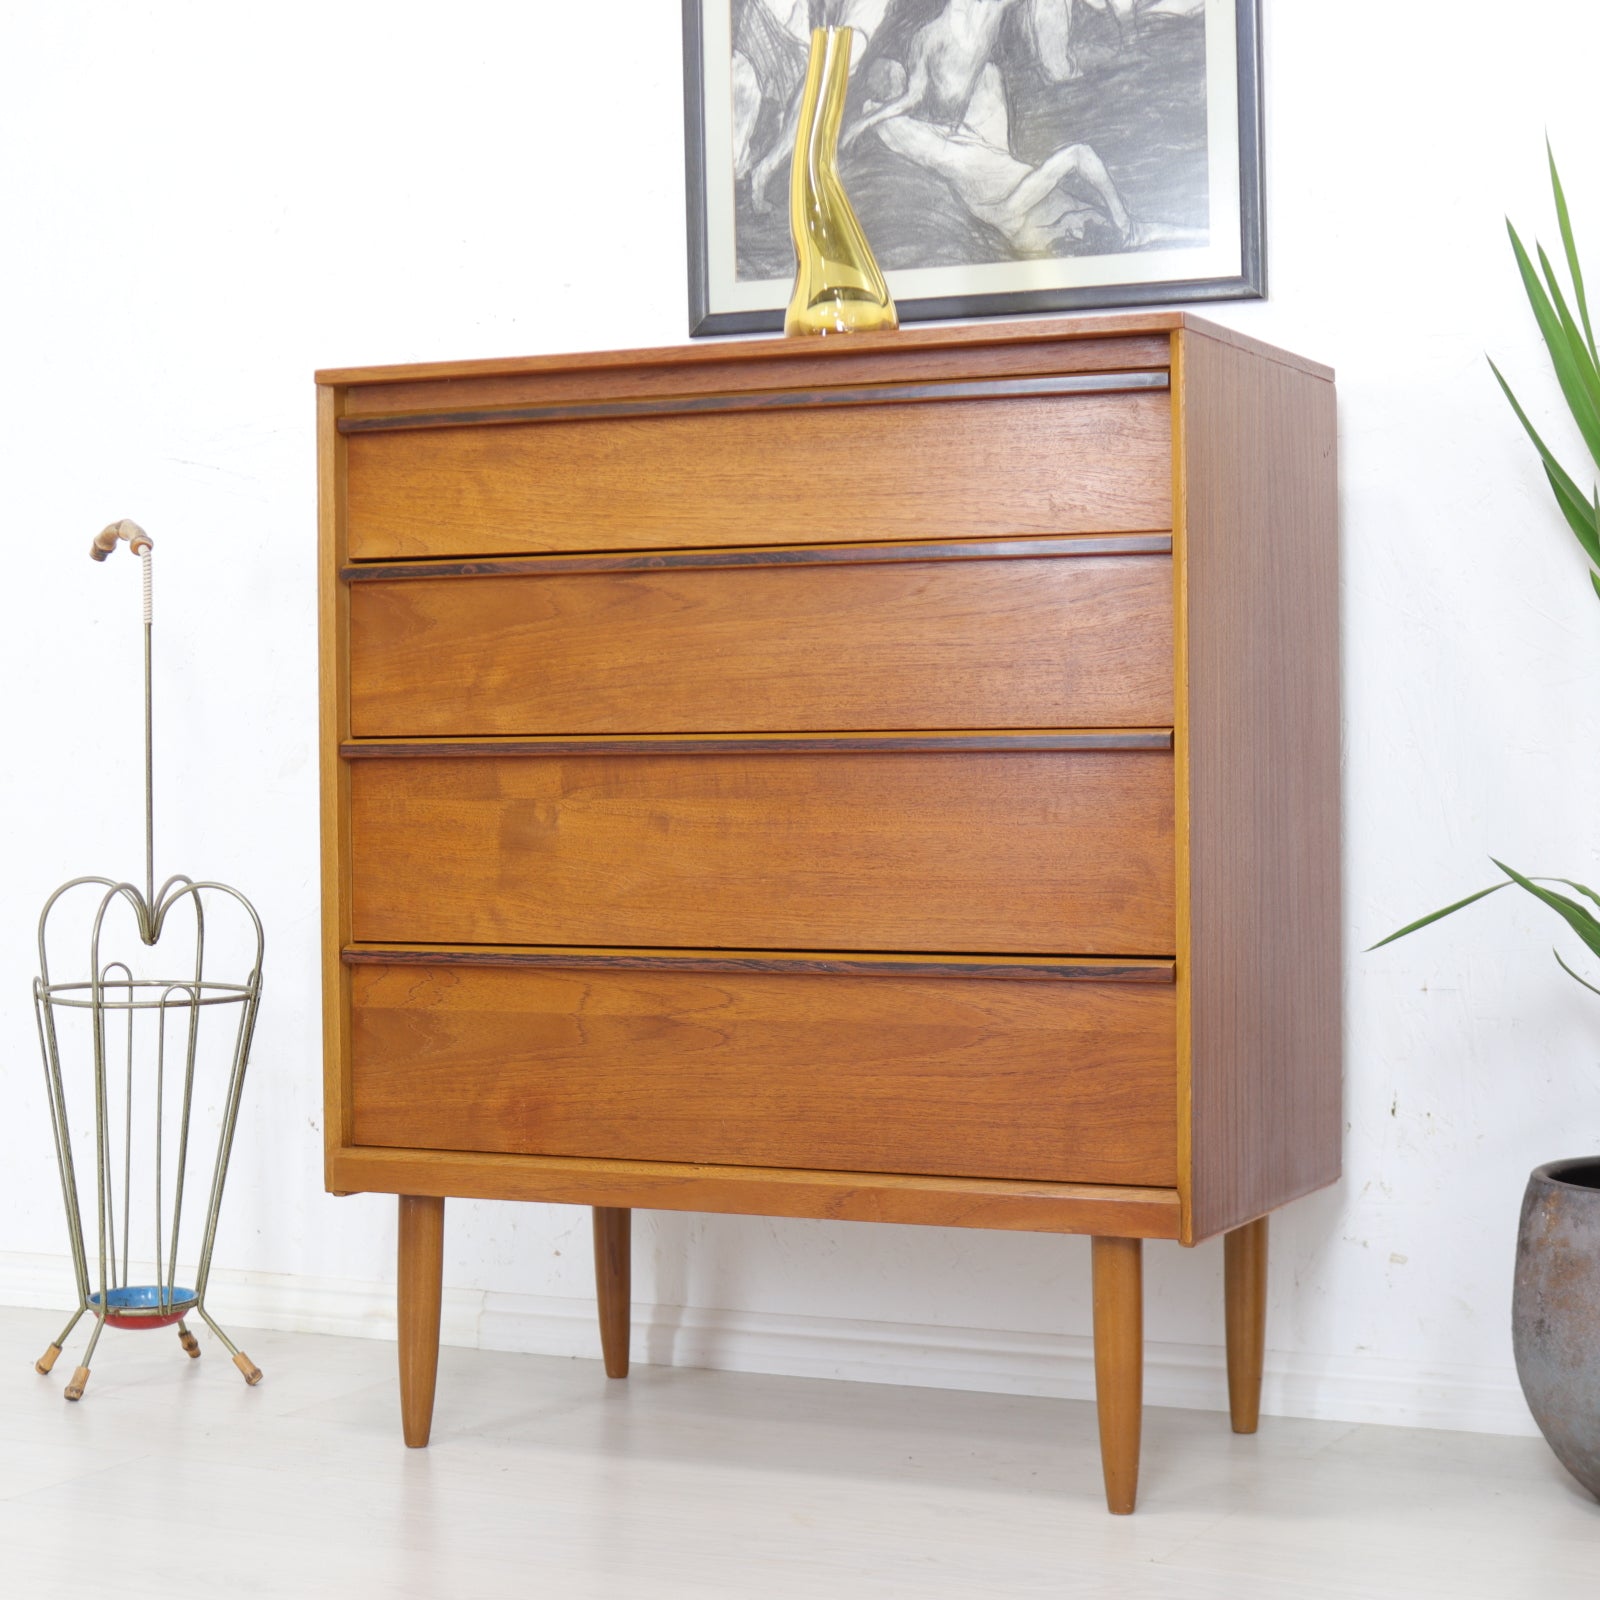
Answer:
[31, 526, 265, 1396]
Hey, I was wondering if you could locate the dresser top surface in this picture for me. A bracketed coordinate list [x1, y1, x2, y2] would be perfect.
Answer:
[315, 312, 1333, 390]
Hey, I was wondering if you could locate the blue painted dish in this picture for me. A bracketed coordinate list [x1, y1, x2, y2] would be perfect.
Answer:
[90, 1285, 198, 1330]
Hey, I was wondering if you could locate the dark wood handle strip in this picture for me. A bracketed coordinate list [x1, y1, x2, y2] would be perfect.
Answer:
[335, 334, 1179, 420]
[340, 730, 1175, 759]
[342, 532, 1175, 582]
[336, 370, 1172, 436]
[341, 944, 1177, 984]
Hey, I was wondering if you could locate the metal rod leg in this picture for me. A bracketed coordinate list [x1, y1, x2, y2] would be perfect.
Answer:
[36, 1308, 88, 1375]
[65, 1313, 110, 1401]
[195, 1306, 261, 1385]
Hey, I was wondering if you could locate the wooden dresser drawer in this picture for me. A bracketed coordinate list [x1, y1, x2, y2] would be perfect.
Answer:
[347, 747, 1175, 954]
[348, 543, 1174, 736]
[348, 958, 1177, 1186]
[343, 389, 1172, 560]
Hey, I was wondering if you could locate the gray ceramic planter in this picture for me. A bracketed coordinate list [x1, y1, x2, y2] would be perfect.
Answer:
[1514, 1157, 1600, 1498]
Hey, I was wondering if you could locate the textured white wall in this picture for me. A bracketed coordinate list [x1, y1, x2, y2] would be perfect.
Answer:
[3, 1, 1599, 1431]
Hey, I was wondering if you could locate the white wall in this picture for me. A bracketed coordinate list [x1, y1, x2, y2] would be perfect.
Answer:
[4, 1, 1598, 1435]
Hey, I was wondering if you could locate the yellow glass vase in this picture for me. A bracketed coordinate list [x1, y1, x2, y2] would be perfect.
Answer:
[784, 26, 898, 337]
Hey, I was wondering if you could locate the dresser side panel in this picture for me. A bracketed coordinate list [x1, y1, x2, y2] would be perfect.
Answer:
[1181, 331, 1341, 1243]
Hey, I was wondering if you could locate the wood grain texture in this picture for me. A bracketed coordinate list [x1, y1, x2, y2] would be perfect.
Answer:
[318, 312, 1327, 392]
[1178, 327, 1341, 1244]
[348, 554, 1173, 736]
[333, 331, 1177, 416]
[348, 750, 1175, 954]
[343, 392, 1172, 560]
[1179, 318, 1335, 382]
[397, 1194, 444, 1448]
[328, 1147, 1184, 1238]
[1171, 329, 1195, 1242]
[348, 963, 1177, 1185]
[1092, 1236, 1144, 1514]
[324, 320, 1177, 392]
[1224, 1215, 1268, 1434]
[317, 383, 354, 1161]
[341, 944, 1177, 984]
[315, 318, 1343, 1506]
[592, 1207, 630, 1379]
[336, 371, 1169, 434]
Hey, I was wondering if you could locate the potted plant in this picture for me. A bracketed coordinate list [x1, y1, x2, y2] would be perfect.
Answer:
[1373, 149, 1600, 1500]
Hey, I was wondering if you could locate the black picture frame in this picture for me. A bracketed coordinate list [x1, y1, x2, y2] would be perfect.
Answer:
[684, 0, 1264, 337]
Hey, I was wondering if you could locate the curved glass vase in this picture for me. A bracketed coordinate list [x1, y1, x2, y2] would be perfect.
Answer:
[784, 26, 898, 337]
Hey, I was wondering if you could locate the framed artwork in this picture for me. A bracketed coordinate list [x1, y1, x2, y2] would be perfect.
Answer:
[683, 0, 1263, 336]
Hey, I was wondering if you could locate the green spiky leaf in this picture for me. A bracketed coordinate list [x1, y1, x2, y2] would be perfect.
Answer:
[1549, 142, 1597, 363]
[1491, 858, 1600, 960]
[1366, 881, 1513, 951]
[1489, 358, 1600, 566]
[1370, 872, 1600, 954]
[1536, 244, 1600, 472]
[1509, 221, 1600, 472]
[1552, 945, 1600, 996]
[1548, 876, 1600, 911]
[1537, 241, 1600, 428]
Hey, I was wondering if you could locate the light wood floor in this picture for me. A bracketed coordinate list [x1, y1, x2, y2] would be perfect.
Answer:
[2, 1304, 1593, 1598]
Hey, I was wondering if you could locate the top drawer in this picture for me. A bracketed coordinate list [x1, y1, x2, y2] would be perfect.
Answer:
[341, 381, 1173, 560]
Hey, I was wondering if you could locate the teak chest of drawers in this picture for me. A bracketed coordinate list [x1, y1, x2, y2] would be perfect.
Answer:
[317, 313, 1339, 1513]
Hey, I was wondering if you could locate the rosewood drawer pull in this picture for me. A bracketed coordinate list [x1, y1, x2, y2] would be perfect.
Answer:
[336, 370, 1173, 436]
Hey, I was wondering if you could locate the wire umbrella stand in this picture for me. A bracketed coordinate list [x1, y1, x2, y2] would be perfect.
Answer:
[32, 521, 264, 1400]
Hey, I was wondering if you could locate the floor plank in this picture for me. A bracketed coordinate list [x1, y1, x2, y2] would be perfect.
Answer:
[1, 1306, 1592, 1598]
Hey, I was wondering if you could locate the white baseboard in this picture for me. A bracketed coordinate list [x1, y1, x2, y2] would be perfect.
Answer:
[0, 1250, 1537, 1439]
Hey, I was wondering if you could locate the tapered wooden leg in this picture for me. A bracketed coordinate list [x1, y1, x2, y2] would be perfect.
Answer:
[398, 1194, 445, 1448]
[593, 1206, 631, 1378]
[1224, 1214, 1269, 1434]
[1091, 1235, 1143, 1515]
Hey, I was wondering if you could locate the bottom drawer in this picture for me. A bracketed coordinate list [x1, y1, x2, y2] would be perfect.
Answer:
[348, 958, 1176, 1186]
